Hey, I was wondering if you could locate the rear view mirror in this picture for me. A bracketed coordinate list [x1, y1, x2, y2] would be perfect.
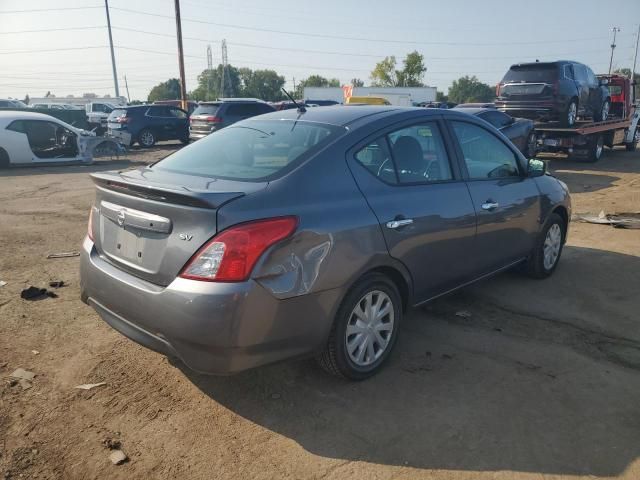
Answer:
[528, 158, 546, 177]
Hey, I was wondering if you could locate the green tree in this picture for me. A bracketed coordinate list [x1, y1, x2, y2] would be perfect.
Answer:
[370, 51, 427, 87]
[294, 75, 340, 98]
[435, 91, 448, 102]
[397, 51, 426, 87]
[447, 75, 494, 104]
[238, 68, 286, 101]
[148, 78, 181, 102]
[189, 65, 241, 101]
[351, 78, 365, 87]
[370, 56, 398, 87]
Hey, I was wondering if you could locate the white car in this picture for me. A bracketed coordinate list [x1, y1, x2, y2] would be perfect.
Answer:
[0, 111, 115, 167]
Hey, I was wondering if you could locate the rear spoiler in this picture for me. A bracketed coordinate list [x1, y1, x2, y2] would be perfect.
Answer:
[90, 172, 244, 209]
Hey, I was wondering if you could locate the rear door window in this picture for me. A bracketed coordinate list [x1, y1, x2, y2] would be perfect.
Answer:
[451, 121, 520, 179]
[154, 119, 344, 181]
[574, 65, 588, 83]
[169, 107, 187, 118]
[147, 106, 169, 117]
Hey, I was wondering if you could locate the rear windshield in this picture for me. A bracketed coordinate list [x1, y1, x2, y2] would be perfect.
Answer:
[502, 65, 558, 83]
[154, 119, 345, 181]
[192, 104, 220, 116]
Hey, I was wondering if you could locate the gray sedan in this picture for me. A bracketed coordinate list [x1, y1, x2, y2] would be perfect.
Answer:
[80, 106, 571, 380]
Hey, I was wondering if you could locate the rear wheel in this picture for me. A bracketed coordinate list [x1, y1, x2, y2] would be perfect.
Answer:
[317, 272, 401, 380]
[138, 129, 156, 148]
[561, 99, 578, 127]
[0, 148, 9, 168]
[625, 127, 638, 152]
[524, 213, 565, 279]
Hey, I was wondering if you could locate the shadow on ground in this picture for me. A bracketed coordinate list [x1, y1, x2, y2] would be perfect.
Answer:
[181, 246, 640, 477]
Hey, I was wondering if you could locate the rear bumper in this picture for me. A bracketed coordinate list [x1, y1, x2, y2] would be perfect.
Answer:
[189, 127, 218, 140]
[79, 237, 340, 374]
[495, 102, 561, 120]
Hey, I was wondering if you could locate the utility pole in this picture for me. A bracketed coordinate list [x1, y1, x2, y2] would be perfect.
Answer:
[220, 39, 232, 97]
[104, 0, 120, 98]
[632, 24, 640, 103]
[292, 76, 296, 93]
[174, 0, 188, 111]
[609, 27, 621, 74]
[124, 75, 131, 103]
[206, 45, 213, 99]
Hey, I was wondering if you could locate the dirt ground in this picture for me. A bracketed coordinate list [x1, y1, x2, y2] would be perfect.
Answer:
[1, 142, 639, 480]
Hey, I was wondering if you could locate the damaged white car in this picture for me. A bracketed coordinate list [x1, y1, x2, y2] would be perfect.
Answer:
[0, 111, 122, 168]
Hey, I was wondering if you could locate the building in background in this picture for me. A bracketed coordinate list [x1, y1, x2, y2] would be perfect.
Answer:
[303, 87, 437, 106]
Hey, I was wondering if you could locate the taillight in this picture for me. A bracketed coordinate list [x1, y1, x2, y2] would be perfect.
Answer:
[116, 116, 130, 124]
[496, 83, 501, 97]
[205, 116, 221, 123]
[87, 206, 95, 241]
[180, 216, 298, 282]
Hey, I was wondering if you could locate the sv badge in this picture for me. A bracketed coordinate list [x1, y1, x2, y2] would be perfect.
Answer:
[179, 233, 193, 241]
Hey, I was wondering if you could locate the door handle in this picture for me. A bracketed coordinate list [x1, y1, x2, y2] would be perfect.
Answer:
[386, 218, 414, 229]
[481, 202, 499, 211]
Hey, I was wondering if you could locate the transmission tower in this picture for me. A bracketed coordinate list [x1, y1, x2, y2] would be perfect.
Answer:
[220, 39, 233, 98]
[206, 44, 213, 99]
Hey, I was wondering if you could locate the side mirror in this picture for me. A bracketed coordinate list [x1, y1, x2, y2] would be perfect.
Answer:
[527, 158, 546, 177]
[599, 78, 609, 86]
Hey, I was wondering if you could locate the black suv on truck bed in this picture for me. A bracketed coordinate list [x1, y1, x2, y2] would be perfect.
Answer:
[189, 99, 275, 140]
[495, 61, 610, 127]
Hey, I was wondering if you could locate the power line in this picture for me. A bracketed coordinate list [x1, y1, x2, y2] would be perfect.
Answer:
[0, 46, 108, 55]
[108, 6, 633, 47]
[0, 26, 105, 35]
[0, 6, 103, 13]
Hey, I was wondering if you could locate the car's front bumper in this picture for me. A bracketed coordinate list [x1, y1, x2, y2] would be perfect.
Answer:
[495, 101, 561, 121]
[79, 237, 341, 374]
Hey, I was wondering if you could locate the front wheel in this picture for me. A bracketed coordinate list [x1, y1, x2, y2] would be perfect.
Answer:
[317, 273, 402, 380]
[625, 127, 638, 152]
[524, 213, 565, 279]
[0, 148, 9, 169]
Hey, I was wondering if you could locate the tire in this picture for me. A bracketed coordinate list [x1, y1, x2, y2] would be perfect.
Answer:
[625, 127, 638, 152]
[594, 99, 610, 122]
[316, 272, 402, 380]
[584, 134, 604, 163]
[524, 213, 565, 279]
[561, 98, 578, 127]
[0, 148, 9, 169]
[524, 131, 537, 158]
[137, 129, 156, 148]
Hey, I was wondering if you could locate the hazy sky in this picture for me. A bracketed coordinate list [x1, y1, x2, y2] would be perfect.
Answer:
[1, 0, 639, 101]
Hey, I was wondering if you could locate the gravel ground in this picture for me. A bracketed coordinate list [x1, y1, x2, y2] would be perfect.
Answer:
[1, 143, 639, 479]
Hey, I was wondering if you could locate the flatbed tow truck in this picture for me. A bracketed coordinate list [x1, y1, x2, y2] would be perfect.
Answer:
[534, 74, 640, 162]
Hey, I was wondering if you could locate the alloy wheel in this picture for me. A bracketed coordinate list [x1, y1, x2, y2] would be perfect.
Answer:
[543, 223, 562, 270]
[140, 131, 155, 147]
[345, 290, 395, 367]
[567, 102, 577, 125]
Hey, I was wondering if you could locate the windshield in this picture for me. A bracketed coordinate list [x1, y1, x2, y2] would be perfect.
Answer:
[192, 104, 220, 116]
[502, 65, 558, 83]
[154, 120, 345, 181]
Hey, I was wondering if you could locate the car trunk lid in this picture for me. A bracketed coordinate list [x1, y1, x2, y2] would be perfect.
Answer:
[90, 168, 265, 286]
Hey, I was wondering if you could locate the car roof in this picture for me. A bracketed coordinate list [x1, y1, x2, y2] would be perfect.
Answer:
[252, 105, 413, 127]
